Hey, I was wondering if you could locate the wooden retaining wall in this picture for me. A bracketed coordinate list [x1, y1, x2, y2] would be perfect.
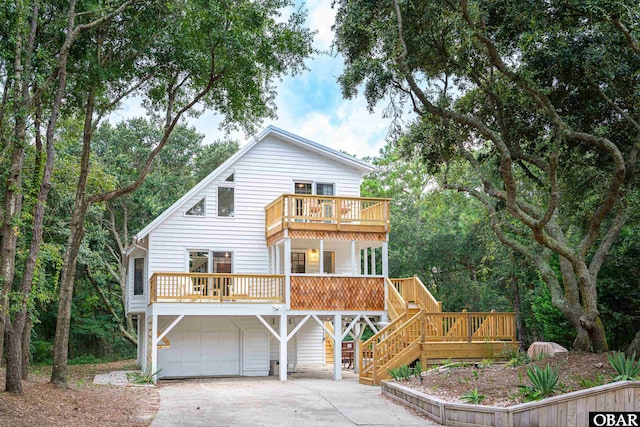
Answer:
[382, 380, 640, 427]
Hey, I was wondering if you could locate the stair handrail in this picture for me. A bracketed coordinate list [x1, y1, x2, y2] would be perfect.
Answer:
[386, 277, 408, 321]
[372, 311, 424, 382]
[413, 275, 442, 313]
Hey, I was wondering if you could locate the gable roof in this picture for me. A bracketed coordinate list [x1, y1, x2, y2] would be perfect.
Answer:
[133, 125, 374, 241]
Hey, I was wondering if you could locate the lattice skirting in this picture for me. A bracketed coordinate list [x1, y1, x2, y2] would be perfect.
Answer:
[290, 276, 384, 310]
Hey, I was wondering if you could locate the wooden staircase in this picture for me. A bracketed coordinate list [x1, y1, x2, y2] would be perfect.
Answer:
[359, 276, 517, 385]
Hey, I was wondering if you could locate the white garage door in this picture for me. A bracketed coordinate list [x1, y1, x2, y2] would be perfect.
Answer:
[158, 316, 240, 377]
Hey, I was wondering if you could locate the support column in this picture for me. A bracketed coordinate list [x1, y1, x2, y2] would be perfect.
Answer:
[354, 323, 361, 374]
[151, 314, 158, 380]
[275, 243, 281, 274]
[351, 240, 357, 275]
[333, 314, 342, 381]
[382, 241, 389, 277]
[279, 312, 288, 381]
[370, 247, 376, 276]
[284, 236, 291, 310]
[363, 248, 368, 275]
[319, 239, 324, 274]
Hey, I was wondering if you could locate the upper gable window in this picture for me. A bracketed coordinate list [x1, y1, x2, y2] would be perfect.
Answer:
[218, 187, 234, 217]
[186, 198, 205, 216]
[225, 172, 235, 182]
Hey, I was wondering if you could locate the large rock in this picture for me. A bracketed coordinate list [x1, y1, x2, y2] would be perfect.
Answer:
[527, 341, 568, 359]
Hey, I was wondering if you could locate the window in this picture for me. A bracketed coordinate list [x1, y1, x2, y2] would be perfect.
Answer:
[186, 198, 205, 216]
[218, 187, 234, 217]
[323, 251, 335, 274]
[225, 172, 235, 182]
[315, 183, 334, 196]
[212, 252, 232, 273]
[134, 258, 144, 295]
[291, 252, 306, 273]
[294, 182, 312, 195]
[189, 251, 209, 273]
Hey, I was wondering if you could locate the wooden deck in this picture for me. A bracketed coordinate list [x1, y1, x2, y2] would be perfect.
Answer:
[149, 273, 385, 310]
[150, 273, 285, 303]
[359, 277, 518, 386]
[265, 194, 391, 239]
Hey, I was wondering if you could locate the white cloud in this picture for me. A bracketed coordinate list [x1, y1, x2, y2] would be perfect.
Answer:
[305, 0, 337, 51]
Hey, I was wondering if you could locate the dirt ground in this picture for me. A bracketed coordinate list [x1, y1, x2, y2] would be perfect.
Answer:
[0, 360, 159, 427]
[400, 352, 617, 407]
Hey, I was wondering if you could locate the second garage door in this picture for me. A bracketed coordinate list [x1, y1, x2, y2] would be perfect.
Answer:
[158, 316, 240, 378]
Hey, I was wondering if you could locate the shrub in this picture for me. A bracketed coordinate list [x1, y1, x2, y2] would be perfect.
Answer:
[387, 364, 412, 381]
[127, 369, 161, 384]
[608, 352, 640, 381]
[518, 364, 560, 401]
[460, 388, 486, 404]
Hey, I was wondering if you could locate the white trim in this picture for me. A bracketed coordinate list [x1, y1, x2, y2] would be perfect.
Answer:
[286, 314, 311, 341]
[155, 315, 185, 345]
[134, 126, 373, 241]
[256, 315, 281, 342]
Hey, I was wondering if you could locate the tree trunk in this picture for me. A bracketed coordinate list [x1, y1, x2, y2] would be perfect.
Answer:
[21, 317, 32, 380]
[51, 209, 87, 385]
[626, 330, 640, 357]
[4, 318, 23, 393]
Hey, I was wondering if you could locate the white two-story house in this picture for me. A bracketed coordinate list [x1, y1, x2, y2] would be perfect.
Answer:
[125, 126, 392, 381]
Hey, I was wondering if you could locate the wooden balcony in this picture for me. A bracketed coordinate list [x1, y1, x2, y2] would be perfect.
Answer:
[150, 273, 284, 303]
[149, 273, 384, 311]
[265, 195, 390, 240]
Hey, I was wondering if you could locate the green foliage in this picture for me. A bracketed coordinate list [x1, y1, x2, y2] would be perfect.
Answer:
[411, 361, 423, 377]
[502, 349, 530, 367]
[387, 364, 412, 381]
[127, 369, 162, 385]
[518, 365, 561, 401]
[578, 373, 607, 389]
[479, 359, 494, 368]
[608, 352, 640, 381]
[460, 388, 486, 404]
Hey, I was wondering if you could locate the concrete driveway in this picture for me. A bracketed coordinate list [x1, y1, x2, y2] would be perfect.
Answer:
[151, 366, 438, 426]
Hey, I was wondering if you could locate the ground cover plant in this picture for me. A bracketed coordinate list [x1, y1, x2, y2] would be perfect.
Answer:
[400, 352, 623, 407]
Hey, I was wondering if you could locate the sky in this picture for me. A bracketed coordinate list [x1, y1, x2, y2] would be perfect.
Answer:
[110, 0, 396, 160]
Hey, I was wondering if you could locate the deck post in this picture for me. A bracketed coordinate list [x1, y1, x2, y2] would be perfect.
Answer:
[363, 248, 368, 275]
[333, 313, 342, 381]
[284, 235, 291, 310]
[151, 313, 158, 382]
[370, 247, 376, 275]
[382, 241, 388, 277]
[319, 239, 324, 274]
[354, 323, 362, 374]
[351, 240, 357, 275]
[275, 243, 281, 274]
[279, 312, 288, 382]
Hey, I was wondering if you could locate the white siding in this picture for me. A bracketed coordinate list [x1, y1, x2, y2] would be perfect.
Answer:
[296, 320, 324, 366]
[148, 135, 363, 277]
[234, 317, 270, 376]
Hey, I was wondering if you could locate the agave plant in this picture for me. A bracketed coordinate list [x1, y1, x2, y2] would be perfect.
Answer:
[518, 364, 560, 401]
[608, 352, 640, 381]
[460, 388, 486, 404]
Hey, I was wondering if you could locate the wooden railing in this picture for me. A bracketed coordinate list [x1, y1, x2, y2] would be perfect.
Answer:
[361, 311, 424, 384]
[390, 276, 442, 313]
[386, 278, 407, 321]
[423, 312, 517, 342]
[265, 194, 390, 237]
[150, 273, 284, 303]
